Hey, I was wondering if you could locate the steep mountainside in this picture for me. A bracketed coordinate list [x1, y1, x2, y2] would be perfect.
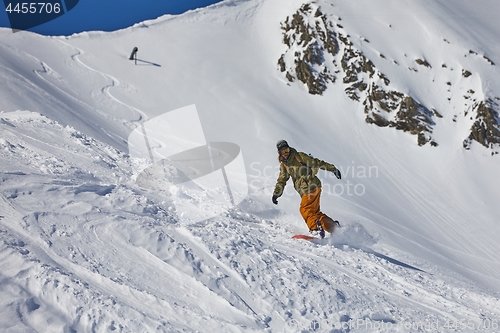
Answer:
[277, 2, 500, 150]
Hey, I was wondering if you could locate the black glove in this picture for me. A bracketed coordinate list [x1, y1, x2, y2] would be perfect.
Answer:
[333, 168, 341, 180]
[272, 194, 279, 205]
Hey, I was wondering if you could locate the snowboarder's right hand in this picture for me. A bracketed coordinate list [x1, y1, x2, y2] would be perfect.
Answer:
[272, 195, 279, 205]
[333, 168, 341, 180]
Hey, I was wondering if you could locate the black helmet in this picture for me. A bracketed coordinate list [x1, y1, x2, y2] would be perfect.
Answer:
[276, 140, 289, 152]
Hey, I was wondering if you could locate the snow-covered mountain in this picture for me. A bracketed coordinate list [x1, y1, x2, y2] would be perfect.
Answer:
[1, 0, 499, 331]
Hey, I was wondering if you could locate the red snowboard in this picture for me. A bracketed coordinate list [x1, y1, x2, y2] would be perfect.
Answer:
[292, 234, 318, 241]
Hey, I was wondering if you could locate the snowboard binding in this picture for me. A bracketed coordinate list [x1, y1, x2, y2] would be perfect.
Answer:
[314, 220, 325, 239]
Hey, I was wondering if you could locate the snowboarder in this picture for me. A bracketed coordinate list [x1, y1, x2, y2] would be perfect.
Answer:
[272, 140, 341, 238]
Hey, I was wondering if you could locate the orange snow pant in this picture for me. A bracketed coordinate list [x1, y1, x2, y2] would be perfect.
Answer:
[299, 187, 328, 231]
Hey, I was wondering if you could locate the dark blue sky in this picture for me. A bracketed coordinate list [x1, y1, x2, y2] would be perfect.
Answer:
[1, 0, 222, 35]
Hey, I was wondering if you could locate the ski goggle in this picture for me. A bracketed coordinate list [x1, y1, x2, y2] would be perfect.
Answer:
[279, 147, 290, 155]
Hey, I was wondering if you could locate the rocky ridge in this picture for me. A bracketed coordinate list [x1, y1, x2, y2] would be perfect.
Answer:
[277, 3, 500, 151]
[463, 99, 500, 154]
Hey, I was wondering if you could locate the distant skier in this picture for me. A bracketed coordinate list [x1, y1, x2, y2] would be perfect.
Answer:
[272, 140, 341, 238]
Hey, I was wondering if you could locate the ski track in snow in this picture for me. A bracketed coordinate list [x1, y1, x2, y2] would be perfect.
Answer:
[57, 40, 148, 124]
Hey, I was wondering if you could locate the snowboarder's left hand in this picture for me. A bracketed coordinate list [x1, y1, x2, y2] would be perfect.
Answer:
[272, 195, 279, 205]
[333, 168, 341, 180]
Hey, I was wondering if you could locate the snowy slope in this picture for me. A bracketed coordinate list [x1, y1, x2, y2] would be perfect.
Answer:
[1, 0, 500, 332]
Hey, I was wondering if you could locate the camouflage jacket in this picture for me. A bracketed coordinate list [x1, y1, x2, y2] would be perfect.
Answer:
[273, 148, 338, 197]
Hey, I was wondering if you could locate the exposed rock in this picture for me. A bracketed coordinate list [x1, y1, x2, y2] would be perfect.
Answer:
[365, 112, 390, 127]
[278, 4, 338, 95]
[433, 109, 443, 118]
[365, 89, 436, 146]
[483, 55, 495, 66]
[278, 3, 438, 146]
[278, 55, 286, 72]
[394, 97, 436, 146]
[415, 59, 432, 68]
[463, 99, 500, 150]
